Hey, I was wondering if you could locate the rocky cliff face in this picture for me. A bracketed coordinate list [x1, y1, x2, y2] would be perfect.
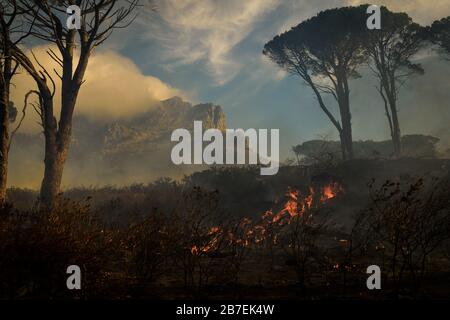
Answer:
[186, 102, 226, 132]
[100, 96, 226, 154]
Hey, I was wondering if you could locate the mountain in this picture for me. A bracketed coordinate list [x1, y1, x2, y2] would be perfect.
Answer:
[9, 97, 227, 188]
[98, 96, 226, 155]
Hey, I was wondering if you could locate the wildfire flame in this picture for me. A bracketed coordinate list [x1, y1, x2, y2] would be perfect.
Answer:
[284, 189, 298, 218]
[190, 226, 221, 255]
[320, 182, 342, 202]
[190, 181, 343, 254]
[269, 182, 342, 224]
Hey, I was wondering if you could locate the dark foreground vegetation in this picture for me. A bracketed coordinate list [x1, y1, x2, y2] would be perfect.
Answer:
[1, 159, 450, 300]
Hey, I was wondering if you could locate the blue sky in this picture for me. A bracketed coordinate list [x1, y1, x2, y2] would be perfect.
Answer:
[14, 0, 450, 159]
[117, 0, 450, 158]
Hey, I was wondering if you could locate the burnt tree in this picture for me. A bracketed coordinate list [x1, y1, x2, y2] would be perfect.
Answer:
[14, 0, 138, 209]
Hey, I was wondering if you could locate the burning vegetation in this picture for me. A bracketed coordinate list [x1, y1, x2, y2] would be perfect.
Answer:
[271, 182, 343, 224]
[189, 181, 344, 256]
[1, 164, 450, 299]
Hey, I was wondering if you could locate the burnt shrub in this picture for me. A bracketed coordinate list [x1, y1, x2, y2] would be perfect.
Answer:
[0, 199, 118, 299]
[356, 176, 450, 297]
[125, 209, 174, 285]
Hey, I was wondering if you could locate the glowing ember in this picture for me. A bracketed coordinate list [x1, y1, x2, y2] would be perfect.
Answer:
[208, 226, 220, 235]
[190, 245, 200, 255]
[191, 227, 221, 255]
[320, 182, 342, 202]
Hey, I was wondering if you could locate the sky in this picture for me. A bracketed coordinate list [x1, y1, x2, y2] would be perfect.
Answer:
[12, 0, 450, 159]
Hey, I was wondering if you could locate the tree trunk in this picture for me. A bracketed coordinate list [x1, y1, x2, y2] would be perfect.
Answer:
[339, 132, 346, 160]
[39, 94, 72, 210]
[337, 77, 354, 160]
[389, 96, 401, 158]
[39, 32, 84, 210]
[381, 72, 402, 158]
[39, 142, 69, 210]
[340, 108, 354, 160]
[0, 39, 12, 207]
[0, 89, 9, 207]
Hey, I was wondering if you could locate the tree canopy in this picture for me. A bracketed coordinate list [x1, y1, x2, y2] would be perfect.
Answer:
[430, 16, 450, 58]
[263, 5, 369, 160]
[363, 6, 426, 157]
[263, 5, 368, 85]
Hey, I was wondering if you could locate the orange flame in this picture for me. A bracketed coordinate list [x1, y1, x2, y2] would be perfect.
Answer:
[320, 182, 342, 202]
[191, 226, 221, 255]
[208, 226, 220, 235]
[191, 181, 343, 254]
[269, 182, 343, 225]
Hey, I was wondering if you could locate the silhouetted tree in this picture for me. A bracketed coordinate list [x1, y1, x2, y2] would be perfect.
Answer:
[430, 16, 450, 58]
[364, 6, 426, 158]
[263, 6, 368, 160]
[292, 145, 302, 164]
[0, 0, 32, 206]
[13, 0, 139, 209]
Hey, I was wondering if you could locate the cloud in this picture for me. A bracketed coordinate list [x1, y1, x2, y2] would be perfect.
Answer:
[137, 0, 450, 88]
[141, 0, 280, 85]
[11, 46, 181, 133]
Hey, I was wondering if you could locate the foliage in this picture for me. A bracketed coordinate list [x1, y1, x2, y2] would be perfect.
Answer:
[430, 16, 450, 58]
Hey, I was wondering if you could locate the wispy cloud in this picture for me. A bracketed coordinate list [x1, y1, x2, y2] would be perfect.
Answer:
[141, 0, 280, 85]
[138, 0, 450, 87]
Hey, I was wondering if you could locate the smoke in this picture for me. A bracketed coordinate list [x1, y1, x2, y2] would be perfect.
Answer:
[8, 134, 202, 190]
[8, 45, 188, 189]
[348, 53, 450, 150]
[10, 46, 182, 133]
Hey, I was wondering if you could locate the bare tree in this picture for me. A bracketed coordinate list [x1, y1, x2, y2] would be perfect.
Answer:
[13, 0, 139, 209]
